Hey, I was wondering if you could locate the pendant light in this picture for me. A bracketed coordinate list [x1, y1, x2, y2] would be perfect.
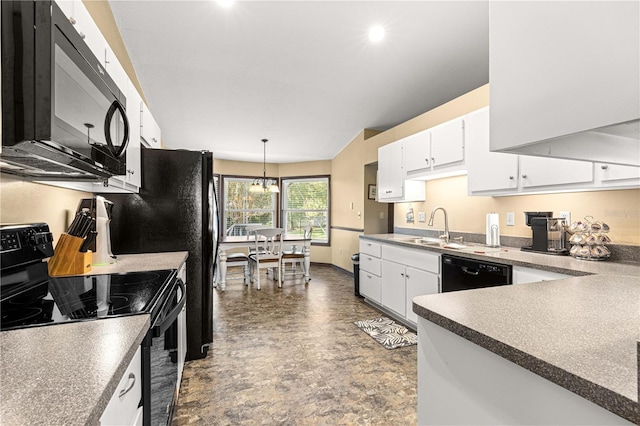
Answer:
[249, 139, 280, 193]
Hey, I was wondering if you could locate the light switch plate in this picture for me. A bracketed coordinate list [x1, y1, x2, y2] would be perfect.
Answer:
[418, 212, 426, 222]
[379, 212, 385, 220]
[506, 212, 515, 226]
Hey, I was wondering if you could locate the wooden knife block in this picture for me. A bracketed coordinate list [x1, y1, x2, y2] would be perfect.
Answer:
[48, 233, 92, 276]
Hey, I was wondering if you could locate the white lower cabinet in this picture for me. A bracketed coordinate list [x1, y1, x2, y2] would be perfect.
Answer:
[381, 260, 407, 317]
[359, 240, 382, 303]
[360, 240, 440, 326]
[513, 266, 571, 284]
[405, 267, 439, 324]
[360, 271, 382, 304]
[100, 346, 142, 426]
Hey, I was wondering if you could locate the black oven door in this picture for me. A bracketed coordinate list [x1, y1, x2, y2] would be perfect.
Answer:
[142, 279, 185, 426]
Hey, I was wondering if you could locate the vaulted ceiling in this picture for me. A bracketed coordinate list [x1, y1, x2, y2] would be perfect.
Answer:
[109, 1, 489, 163]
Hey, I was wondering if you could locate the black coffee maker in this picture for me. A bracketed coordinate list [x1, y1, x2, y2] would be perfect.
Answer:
[521, 211, 569, 255]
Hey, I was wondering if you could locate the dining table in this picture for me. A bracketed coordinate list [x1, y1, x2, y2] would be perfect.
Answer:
[215, 234, 311, 291]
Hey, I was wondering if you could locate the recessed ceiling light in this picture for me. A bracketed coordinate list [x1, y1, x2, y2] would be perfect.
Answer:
[216, 0, 234, 8]
[369, 25, 385, 43]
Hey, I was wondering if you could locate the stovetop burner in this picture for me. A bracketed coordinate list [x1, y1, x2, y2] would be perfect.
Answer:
[1, 269, 176, 332]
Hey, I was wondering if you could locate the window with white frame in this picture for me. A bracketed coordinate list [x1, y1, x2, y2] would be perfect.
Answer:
[281, 176, 329, 244]
[222, 177, 278, 236]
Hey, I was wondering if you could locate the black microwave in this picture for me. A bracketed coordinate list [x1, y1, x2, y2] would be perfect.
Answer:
[1, 0, 129, 181]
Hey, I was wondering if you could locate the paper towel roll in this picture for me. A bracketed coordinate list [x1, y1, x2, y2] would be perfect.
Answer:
[486, 213, 500, 247]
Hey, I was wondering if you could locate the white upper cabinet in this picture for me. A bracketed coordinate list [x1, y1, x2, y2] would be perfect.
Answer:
[377, 141, 425, 203]
[403, 131, 431, 176]
[430, 118, 465, 171]
[467, 107, 518, 194]
[97, 80, 141, 193]
[467, 107, 614, 196]
[140, 103, 162, 149]
[596, 163, 640, 188]
[378, 142, 403, 200]
[404, 117, 466, 180]
[518, 156, 593, 189]
[489, 1, 640, 166]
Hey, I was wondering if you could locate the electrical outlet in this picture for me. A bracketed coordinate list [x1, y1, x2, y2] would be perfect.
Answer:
[559, 211, 571, 224]
[506, 212, 515, 226]
[379, 212, 385, 220]
[418, 212, 426, 222]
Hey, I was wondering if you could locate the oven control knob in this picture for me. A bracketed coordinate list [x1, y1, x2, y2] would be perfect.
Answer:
[28, 231, 53, 246]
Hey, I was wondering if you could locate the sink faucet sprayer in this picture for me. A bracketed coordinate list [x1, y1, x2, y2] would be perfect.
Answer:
[428, 206, 450, 243]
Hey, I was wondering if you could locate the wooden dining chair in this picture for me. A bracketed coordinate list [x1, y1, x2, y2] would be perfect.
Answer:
[281, 225, 312, 281]
[248, 228, 283, 289]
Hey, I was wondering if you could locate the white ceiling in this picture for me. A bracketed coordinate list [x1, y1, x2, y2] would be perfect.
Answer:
[108, 1, 489, 163]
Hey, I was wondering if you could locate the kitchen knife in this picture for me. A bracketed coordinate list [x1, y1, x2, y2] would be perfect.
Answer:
[80, 231, 97, 253]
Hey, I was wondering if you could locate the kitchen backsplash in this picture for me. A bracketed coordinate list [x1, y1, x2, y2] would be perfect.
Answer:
[394, 226, 639, 264]
[394, 176, 640, 246]
[0, 178, 91, 239]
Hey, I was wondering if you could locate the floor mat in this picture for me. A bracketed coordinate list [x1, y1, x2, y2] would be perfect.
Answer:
[354, 317, 417, 349]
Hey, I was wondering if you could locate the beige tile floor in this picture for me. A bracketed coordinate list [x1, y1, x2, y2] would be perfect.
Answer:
[173, 265, 417, 425]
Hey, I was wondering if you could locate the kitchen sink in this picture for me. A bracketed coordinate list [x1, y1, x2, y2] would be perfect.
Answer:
[417, 237, 445, 245]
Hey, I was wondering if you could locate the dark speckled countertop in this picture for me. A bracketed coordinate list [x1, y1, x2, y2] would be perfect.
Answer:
[360, 234, 640, 424]
[413, 275, 639, 424]
[0, 251, 188, 426]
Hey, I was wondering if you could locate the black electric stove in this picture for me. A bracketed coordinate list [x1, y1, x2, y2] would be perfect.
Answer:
[0, 223, 177, 332]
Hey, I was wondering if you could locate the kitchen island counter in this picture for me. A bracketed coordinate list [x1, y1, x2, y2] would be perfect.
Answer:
[413, 274, 639, 424]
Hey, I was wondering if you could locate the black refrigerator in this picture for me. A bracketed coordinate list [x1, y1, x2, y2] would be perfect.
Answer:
[103, 148, 218, 361]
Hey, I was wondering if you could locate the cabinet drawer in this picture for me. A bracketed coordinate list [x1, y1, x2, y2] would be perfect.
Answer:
[359, 270, 381, 303]
[360, 240, 382, 257]
[360, 254, 381, 276]
[100, 346, 142, 425]
[382, 245, 439, 274]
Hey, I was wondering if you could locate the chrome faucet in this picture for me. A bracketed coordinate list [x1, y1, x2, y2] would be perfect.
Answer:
[428, 206, 449, 243]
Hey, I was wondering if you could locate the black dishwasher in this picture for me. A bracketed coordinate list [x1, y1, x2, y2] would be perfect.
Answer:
[441, 254, 512, 292]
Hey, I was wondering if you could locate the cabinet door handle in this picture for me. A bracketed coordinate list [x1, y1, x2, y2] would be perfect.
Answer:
[367, 274, 372, 279]
[119, 373, 136, 398]
[601, 164, 608, 170]
[509, 176, 514, 180]
[431, 157, 435, 164]
[521, 174, 527, 179]
[405, 274, 410, 278]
